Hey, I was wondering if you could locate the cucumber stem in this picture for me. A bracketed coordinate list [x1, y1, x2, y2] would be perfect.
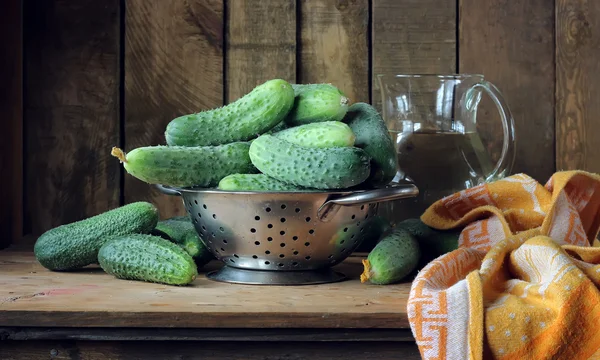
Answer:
[111, 147, 128, 163]
[360, 259, 372, 283]
[340, 96, 349, 106]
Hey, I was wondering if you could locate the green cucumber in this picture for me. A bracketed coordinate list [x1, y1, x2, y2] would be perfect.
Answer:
[165, 79, 295, 146]
[397, 218, 460, 264]
[34, 202, 159, 271]
[360, 228, 420, 285]
[151, 216, 214, 267]
[181, 230, 214, 268]
[273, 121, 355, 148]
[343, 103, 397, 186]
[111, 142, 257, 188]
[285, 84, 349, 126]
[98, 234, 197, 286]
[218, 173, 305, 191]
[249, 134, 371, 189]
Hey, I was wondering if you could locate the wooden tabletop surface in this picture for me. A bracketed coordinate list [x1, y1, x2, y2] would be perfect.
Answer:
[0, 250, 410, 329]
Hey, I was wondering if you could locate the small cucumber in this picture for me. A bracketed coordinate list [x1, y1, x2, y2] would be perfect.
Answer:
[111, 142, 257, 188]
[343, 103, 398, 186]
[218, 174, 305, 191]
[98, 234, 197, 286]
[249, 134, 371, 189]
[273, 121, 355, 148]
[360, 228, 421, 285]
[285, 84, 349, 126]
[34, 202, 159, 271]
[165, 79, 295, 146]
[151, 216, 214, 268]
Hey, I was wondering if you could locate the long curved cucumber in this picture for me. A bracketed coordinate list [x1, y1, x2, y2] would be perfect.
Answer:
[111, 142, 257, 188]
[284, 84, 349, 126]
[343, 102, 397, 186]
[273, 121, 356, 148]
[218, 173, 305, 191]
[165, 79, 295, 146]
[249, 134, 371, 189]
[34, 202, 159, 271]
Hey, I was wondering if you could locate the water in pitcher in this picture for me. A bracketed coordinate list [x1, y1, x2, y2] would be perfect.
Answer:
[380, 129, 495, 225]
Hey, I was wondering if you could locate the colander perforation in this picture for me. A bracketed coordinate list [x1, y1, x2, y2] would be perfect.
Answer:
[159, 183, 419, 284]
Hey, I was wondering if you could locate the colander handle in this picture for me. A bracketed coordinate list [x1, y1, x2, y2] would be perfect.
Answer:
[154, 184, 182, 196]
[317, 183, 419, 221]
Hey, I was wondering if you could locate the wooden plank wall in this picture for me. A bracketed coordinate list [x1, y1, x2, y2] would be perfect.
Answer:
[5, 0, 600, 241]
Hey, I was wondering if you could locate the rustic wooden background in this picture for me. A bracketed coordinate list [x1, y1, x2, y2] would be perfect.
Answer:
[1, 0, 599, 248]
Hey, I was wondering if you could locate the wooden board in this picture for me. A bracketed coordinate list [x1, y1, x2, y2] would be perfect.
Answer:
[23, 0, 120, 235]
[299, 0, 369, 104]
[124, 0, 224, 219]
[556, 0, 600, 173]
[226, 0, 296, 102]
[460, 0, 555, 182]
[371, 0, 457, 108]
[0, 340, 421, 360]
[0, 0, 22, 248]
[0, 252, 411, 329]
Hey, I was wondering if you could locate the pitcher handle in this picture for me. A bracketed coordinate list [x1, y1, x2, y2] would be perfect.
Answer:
[471, 80, 517, 182]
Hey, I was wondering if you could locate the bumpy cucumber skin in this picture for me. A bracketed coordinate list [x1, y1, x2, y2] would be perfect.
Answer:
[218, 173, 305, 191]
[98, 234, 197, 286]
[273, 121, 356, 148]
[344, 102, 397, 186]
[362, 228, 420, 285]
[165, 79, 295, 146]
[284, 84, 349, 126]
[249, 135, 371, 189]
[120, 142, 257, 187]
[151, 217, 214, 267]
[34, 202, 159, 271]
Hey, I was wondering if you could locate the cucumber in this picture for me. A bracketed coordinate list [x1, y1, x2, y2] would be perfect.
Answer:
[343, 103, 398, 186]
[165, 79, 295, 146]
[249, 134, 371, 189]
[273, 121, 355, 148]
[285, 84, 349, 126]
[111, 142, 257, 188]
[151, 216, 214, 267]
[218, 173, 305, 191]
[397, 218, 460, 264]
[98, 234, 197, 286]
[34, 202, 159, 271]
[360, 228, 421, 285]
[180, 230, 214, 268]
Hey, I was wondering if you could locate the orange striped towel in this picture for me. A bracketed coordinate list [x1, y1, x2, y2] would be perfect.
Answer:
[407, 171, 600, 360]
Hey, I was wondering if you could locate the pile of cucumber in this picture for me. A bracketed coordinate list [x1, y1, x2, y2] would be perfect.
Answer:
[111, 79, 397, 191]
[34, 202, 211, 286]
[32, 79, 460, 288]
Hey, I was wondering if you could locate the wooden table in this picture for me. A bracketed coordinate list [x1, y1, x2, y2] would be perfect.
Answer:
[0, 250, 419, 359]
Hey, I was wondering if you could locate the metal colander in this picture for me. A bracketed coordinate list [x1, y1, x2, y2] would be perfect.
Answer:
[156, 183, 419, 285]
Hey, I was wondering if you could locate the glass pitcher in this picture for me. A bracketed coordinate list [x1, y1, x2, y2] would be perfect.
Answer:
[377, 74, 516, 224]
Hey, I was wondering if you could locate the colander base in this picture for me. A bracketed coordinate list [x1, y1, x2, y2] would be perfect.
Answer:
[206, 266, 347, 285]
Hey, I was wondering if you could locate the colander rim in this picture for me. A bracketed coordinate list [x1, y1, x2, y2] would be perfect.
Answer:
[156, 184, 362, 196]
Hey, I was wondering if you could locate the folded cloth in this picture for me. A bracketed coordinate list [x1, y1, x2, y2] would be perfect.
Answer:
[407, 171, 600, 360]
